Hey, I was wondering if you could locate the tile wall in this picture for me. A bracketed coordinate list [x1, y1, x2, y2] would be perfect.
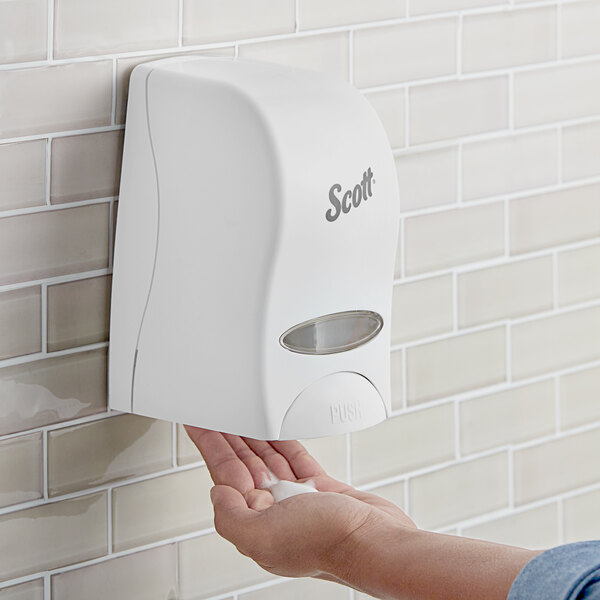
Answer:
[1, 0, 600, 598]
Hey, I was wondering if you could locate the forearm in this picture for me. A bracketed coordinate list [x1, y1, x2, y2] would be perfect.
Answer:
[328, 523, 540, 600]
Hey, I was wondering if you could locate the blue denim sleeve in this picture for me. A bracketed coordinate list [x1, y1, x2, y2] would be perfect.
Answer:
[508, 541, 600, 600]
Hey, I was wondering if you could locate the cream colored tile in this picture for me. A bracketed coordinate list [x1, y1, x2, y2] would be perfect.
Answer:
[183, 0, 294, 44]
[351, 404, 455, 485]
[177, 424, 202, 466]
[0, 349, 107, 436]
[391, 349, 403, 411]
[0, 493, 107, 581]
[0, 203, 110, 285]
[391, 276, 453, 344]
[460, 381, 555, 455]
[510, 183, 600, 255]
[0, 62, 112, 138]
[564, 489, 600, 543]
[48, 414, 172, 496]
[407, 327, 506, 405]
[511, 306, 600, 380]
[463, 7, 556, 73]
[563, 121, 600, 182]
[558, 245, 600, 307]
[364, 89, 405, 149]
[54, 0, 178, 58]
[115, 48, 235, 124]
[410, 77, 508, 144]
[409, 452, 509, 529]
[112, 467, 213, 551]
[463, 503, 559, 549]
[410, 0, 505, 15]
[240, 578, 347, 600]
[395, 147, 457, 212]
[458, 257, 553, 328]
[51, 545, 177, 600]
[302, 434, 347, 483]
[405, 203, 504, 276]
[47, 275, 111, 352]
[179, 533, 270, 599]
[238, 33, 349, 80]
[0, 433, 42, 509]
[0, 0, 47, 64]
[354, 19, 456, 88]
[367, 480, 405, 510]
[0, 141, 46, 211]
[514, 61, 600, 127]
[0, 287, 41, 360]
[394, 221, 402, 279]
[462, 130, 557, 201]
[300, 0, 404, 29]
[0, 580, 44, 600]
[51, 132, 123, 204]
[514, 428, 600, 505]
[562, 0, 600, 58]
[560, 366, 600, 430]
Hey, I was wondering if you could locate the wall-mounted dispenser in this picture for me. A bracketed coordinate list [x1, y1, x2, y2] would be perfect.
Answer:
[109, 56, 400, 440]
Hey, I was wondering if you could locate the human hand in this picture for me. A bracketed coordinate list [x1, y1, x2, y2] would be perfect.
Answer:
[185, 427, 417, 580]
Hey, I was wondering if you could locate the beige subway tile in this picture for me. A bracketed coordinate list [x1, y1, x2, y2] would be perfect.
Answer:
[300, 0, 404, 29]
[510, 183, 600, 255]
[51, 132, 123, 204]
[0, 0, 47, 64]
[0, 493, 107, 581]
[562, 0, 600, 58]
[0, 203, 110, 285]
[463, 503, 559, 549]
[563, 122, 600, 182]
[391, 349, 403, 411]
[405, 203, 504, 276]
[0, 62, 112, 138]
[48, 414, 171, 496]
[364, 89, 405, 149]
[112, 467, 213, 551]
[391, 276, 453, 344]
[241, 578, 347, 600]
[458, 257, 553, 328]
[178, 533, 270, 599]
[115, 48, 235, 124]
[47, 275, 111, 352]
[410, 77, 508, 144]
[354, 19, 456, 88]
[0, 349, 107, 436]
[512, 306, 600, 380]
[410, 452, 508, 529]
[410, 0, 504, 15]
[515, 61, 600, 127]
[0, 141, 46, 211]
[462, 130, 557, 201]
[0, 287, 41, 360]
[558, 245, 600, 307]
[51, 545, 177, 600]
[0, 433, 42, 509]
[177, 424, 202, 466]
[54, 0, 178, 58]
[367, 480, 405, 509]
[407, 327, 506, 405]
[0, 580, 44, 600]
[460, 381, 555, 455]
[395, 147, 457, 212]
[238, 33, 349, 80]
[514, 428, 600, 505]
[183, 0, 294, 44]
[394, 221, 402, 279]
[463, 7, 556, 73]
[564, 489, 600, 543]
[302, 434, 347, 483]
[560, 366, 600, 430]
[351, 404, 455, 485]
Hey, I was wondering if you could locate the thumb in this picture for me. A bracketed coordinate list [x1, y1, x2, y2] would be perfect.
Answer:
[210, 485, 257, 547]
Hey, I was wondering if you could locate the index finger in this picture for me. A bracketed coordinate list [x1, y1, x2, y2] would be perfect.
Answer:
[268, 440, 326, 479]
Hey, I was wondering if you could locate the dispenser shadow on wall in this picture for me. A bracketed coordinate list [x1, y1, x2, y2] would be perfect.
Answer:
[108, 56, 400, 440]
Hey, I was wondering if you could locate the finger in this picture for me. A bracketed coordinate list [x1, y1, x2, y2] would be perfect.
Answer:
[308, 473, 354, 493]
[210, 485, 259, 548]
[268, 440, 326, 479]
[223, 434, 271, 488]
[245, 488, 275, 511]
[185, 426, 254, 494]
[243, 438, 296, 481]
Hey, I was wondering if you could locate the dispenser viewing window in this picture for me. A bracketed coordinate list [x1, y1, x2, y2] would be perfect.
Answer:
[108, 56, 400, 440]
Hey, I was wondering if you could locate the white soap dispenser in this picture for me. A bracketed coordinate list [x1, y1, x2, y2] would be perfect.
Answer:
[109, 56, 400, 440]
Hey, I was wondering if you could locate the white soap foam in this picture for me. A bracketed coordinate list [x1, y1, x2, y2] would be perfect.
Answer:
[261, 470, 318, 502]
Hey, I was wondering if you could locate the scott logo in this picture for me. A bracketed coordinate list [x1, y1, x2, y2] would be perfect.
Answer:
[330, 400, 363, 425]
[326, 167, 375, 223]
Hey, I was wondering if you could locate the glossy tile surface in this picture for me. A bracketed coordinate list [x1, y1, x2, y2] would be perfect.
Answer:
[0, 580, 44, 600]
[562, 0, 600, 58]
[562, 121, 600, 182]
[557, 245, 600, 307]
[0, 0, 47, 64]
[0, 433, 42, 509]
[365, 89, 405, 149]
[177, 424, 202, 466]
[0, 287, 41, 360]
[299, 0, 404, 30]
[410, 0, 502, 14]
[302, 434, 347, 483]
[240, 578, 347, 600]
[560, 366, 600, 430]
[0, 141, 46, 211]
[564, 489, 600, 543]
[390, 349, 403, 410]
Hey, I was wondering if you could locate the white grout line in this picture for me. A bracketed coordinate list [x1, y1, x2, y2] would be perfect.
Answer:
[0, 267, 112, 295]
[0, 125, 124, 146]
[0, 194, 115, 220]
[0, 340, 108, 369]
[44, 573, 51, 600]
